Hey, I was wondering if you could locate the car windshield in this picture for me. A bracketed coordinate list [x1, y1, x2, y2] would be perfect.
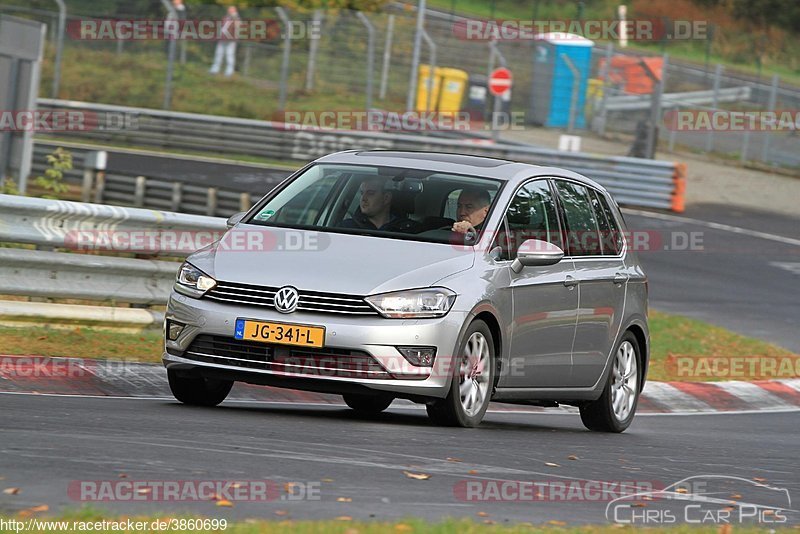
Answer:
[246, 163, 503, 245]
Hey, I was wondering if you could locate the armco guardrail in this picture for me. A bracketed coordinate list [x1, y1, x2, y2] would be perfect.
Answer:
[0, 194, 226, 250]
[0, 195, 226, 306]
[37, 99, 686, 212]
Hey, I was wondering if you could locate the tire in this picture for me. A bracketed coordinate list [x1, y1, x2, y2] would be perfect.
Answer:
[426, 320, 495, 428]
[580, 332, 641, 433]
[342, 393, 394, 415]
[167, 369, 233, 407]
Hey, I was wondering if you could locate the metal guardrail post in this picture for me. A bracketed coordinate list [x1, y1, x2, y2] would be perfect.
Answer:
[275, 7, 292, 110]
[640, 54, 667, 159]
[406, 0, 426, 112]
[379, 14, 395, 100]
[420, 29, 436, 114]
[81, 150, 107, 203]
[561, 53, 581, 134]
[597, 43, 613, 135]
[488, 40, 507, 143]
[239, 192, 251, 211]
[356, 12, 376, 111]
[171, 182, 183, 211]
[134, 176, 147, 207]
[761, 74, 779, 163]
[51, 0, 66, 99]
[206, 188, 218, 216]
[159, 0, 177, 110]
[305, 10, 323, 91]
[705, 64, 722, 153]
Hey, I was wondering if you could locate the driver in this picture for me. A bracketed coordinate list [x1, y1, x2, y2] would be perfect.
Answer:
[451, 187, 491, 237]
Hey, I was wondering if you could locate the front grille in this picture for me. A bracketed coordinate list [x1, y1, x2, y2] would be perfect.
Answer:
[182, 335, 391, 379]
[204, 281, 377, 316]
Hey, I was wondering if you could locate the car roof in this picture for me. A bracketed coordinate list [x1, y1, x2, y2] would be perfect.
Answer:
[313, 150, 607, 192]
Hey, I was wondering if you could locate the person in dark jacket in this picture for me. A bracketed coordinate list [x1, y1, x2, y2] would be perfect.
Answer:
[340, 177, 417, 232]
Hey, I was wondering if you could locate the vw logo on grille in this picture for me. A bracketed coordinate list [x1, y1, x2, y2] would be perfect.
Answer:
[274, 286, 299, 313]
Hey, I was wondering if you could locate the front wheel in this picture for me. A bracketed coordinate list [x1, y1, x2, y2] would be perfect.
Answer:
[342, 393, 394, 415]
[579, 332, 641, 432]
[167, 369, 233, 407]
[427, 320, 495, 427]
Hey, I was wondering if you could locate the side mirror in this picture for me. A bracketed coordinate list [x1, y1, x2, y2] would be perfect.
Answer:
[511, 239, 564, 273]
[226, 211, 246, 228]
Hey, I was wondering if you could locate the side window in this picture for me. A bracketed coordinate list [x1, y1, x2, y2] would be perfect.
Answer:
[499, 180, 562, 260]
[590, 189, 624, 255]
[554, 180, 602, 256]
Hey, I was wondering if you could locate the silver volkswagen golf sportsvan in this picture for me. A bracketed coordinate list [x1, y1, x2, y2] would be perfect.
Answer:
[164, 151, 649, 431]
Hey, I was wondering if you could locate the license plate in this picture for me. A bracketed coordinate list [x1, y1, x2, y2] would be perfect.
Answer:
[234, 319, 325, 348]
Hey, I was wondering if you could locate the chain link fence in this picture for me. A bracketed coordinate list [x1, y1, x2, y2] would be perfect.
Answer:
[2, 0, 800, 168]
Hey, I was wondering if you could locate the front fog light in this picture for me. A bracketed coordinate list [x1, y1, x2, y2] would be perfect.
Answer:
[167, 320, 185, 341]
[397, 346, 436, 367]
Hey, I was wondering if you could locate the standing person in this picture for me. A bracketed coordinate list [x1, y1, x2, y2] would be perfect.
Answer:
[209, 6, 240, 77]
[165, 0, 187, 60]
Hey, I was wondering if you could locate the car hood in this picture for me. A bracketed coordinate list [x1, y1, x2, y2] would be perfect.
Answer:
[187, 225, 475, 295]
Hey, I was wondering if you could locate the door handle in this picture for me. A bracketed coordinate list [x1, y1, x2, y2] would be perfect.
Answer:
[613, 272, 629, 285]
[564, 275, 578, 288]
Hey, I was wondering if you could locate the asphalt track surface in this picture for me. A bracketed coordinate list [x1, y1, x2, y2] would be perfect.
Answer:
[0, 393, 798, 525]
[622, 206, 800, 353]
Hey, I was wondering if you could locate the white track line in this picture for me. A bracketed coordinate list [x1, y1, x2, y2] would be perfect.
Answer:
[2, 390, 796, 416]
[622, 208, 800, 247]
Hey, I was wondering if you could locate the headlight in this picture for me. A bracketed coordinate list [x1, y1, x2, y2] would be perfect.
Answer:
[365, 288, 456, 319]
[176, 262, 216, 295]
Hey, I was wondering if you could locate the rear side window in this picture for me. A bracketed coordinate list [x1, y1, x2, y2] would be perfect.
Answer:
[554, 180, 602, 256]
[499, 179, 562, 260]
[591, 189, 624, 255]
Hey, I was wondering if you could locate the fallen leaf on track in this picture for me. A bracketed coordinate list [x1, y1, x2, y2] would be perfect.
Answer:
[18, 505, 48, 517]
[467, 470, 479, 475]
[322, 478, 334, 483]
[3, 488, 20, 495]
[337, 497, 353, 502]
[545, 462, 561, 467]
[676, 488, 688, 494]
[477, 511, 489, 517]
[274, 510, 288, 516]
[567, 455, 579, 461]
[446, 457, 462, 463]
[335, 516, 352, 521]
[216, 499, 233, 508]
[753, 477, 767, 483]
[403, 471, 431, 480]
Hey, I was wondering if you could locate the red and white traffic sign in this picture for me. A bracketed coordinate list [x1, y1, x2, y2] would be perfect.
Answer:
[489, 67, 512, 96]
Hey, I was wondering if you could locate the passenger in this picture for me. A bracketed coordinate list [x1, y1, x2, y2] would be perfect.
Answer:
[340, 177, 417, 232]
[451, 186, 491, 237]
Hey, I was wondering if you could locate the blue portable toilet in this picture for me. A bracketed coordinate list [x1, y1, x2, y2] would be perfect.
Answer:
[528, 32, 594, 128]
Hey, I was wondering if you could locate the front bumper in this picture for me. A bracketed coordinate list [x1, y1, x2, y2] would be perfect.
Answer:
[163, 290, 468, 399]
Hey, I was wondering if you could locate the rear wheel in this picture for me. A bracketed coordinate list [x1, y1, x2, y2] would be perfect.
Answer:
[167, 369, 233, 407]
[427, 320, 494, 427]
[342, 393, 394, 415]
[579, 332, 641, 432]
